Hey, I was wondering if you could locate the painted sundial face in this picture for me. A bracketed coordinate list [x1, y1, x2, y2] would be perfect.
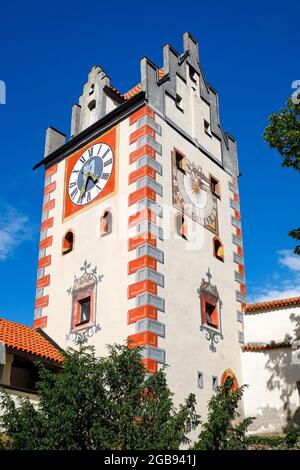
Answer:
[175, 162, 217, 226]
[68, 143, 113, 206]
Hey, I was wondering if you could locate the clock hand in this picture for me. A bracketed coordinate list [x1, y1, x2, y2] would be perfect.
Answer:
[80, 173, 89, 196]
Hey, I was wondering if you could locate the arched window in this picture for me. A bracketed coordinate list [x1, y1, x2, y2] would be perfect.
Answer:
[213, 237, 224, 262]
[100, 210, 112, 236]
[175, 213, 187, 240]
[221, 369, 239, 391]
[62, 231, 74, 255]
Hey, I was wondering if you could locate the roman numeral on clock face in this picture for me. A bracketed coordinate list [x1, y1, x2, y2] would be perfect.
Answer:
[70, 188, 79, 199]
[104, 158, 112, 167]
[101, 148, 110, 160]
[101, 173, 109, 180]
[88, 147, 94, 158]
[79, 156, 86, 164]
[69, 181, 77, 189]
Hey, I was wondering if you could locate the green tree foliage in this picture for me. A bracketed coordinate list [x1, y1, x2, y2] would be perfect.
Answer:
[194, 377, 254, 450]
[264, 98, 300, 171]
[264, 98, 300, 254]
[0, 343, 199, 450]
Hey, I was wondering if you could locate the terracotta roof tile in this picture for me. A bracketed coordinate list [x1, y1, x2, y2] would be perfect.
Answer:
[0, 318, 63, 364]
[242, 341, 291, 351]
[244, 296, 300, 314]
[110, 68, 165, 102]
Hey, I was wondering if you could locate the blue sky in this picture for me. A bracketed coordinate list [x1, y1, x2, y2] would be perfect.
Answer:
[0, 0, 299, 325]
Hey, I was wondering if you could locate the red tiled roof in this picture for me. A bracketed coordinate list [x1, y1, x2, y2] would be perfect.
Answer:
[110, 68, 165, 102]
[0, 318, 63, 364]
[244, 296, 300, 314]
[242, 342, 291, 351]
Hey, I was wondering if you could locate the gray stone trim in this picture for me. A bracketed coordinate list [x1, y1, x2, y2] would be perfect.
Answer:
[236, 291, 247, 304]
[233, 252, 244, 265]
[135, 318, 165, 337]
[44, 126, 66, 158]
[232, 233, 242, 247]
[229, 198, 239, 211]
[137, 198, 163, 217]
[137, 176, 163, 196]
[41, 211, 49, 222]
[43, 193, 51, 204]
[237, 311, 244, 323]
[34, 308, 43, 319]
[136, 220, 163, 240]
[228, 181, 238, 193]
[135, 268, 164, 287]
[36, 288, 44, 299]
[136, 292, 165, 312]
[137, 135, 162, 155]
[137, 244, 164, 263]
[234, 271, 245, 284]
[44, 175, 52, 187]
[40, 230, 47, 241]
[137, 115, 162, 135]
[39, 249, 47, 259]
[141, 345, 165, 364]
[238, 331, 245, 344]
[137, 155, 163, 175]
[37, 268, 45, 279]
[231, 216, 241, 229]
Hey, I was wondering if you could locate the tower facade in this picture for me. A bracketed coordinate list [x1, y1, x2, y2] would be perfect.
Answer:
[33, 32, 246, 416]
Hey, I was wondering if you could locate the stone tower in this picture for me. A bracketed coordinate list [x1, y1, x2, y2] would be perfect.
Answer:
[33, 32, 245, 416]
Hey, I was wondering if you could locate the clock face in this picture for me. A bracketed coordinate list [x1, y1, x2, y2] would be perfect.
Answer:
[172, 154, 219, 234]
[63, 126, 118, 220]
[68, 143, 113, 206]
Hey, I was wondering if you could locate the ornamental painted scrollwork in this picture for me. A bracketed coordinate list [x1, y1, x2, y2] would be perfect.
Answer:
[66, 260, 103, 343]
[198, 268, 223, 352]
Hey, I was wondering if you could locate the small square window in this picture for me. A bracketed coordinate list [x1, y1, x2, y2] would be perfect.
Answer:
[212, 376, 218, 391]
[189, 66, 197, 83]
[210, 176, 221, 198]
[176, 94, 183, 111]
[197, 372, 203, 389]
[77, 297, 91, 325]
[204, 119, 211, 136]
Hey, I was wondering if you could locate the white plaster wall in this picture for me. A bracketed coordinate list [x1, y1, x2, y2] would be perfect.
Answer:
[43, 120, 132, 354]
[242, 349, 300, 433]
[40, 98, 242, 425]
[165, 64, 222, 163]
[155, 114, 242, 419]
[244, 306, 300, 344]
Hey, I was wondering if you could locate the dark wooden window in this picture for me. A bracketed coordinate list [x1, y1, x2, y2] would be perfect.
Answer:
[78, 297, 91, 325]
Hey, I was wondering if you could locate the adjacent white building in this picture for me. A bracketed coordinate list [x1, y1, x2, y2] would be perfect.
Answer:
[242, 296, 300, 434]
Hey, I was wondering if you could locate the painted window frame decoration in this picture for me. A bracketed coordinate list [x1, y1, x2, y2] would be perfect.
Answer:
[221, 368, 239, 391]
[198, 268, 223, 352]
[171, 148, 219, 235]
[66, 260, 103, 343]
